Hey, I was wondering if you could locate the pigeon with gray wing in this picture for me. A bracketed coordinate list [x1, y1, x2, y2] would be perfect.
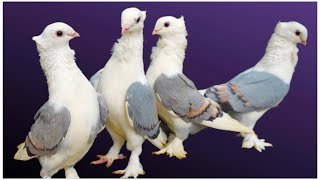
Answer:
[14, 22, 108, 178]
[146, 16, 255, 159]
[200, 21, 308, 152]
[90, 8, 166, 178]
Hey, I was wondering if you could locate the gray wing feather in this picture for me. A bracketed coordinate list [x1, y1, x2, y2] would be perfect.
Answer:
[154, 73, 222, 123]
[90, 69, 103, 90]
[205, 71, 290, 113]
[97, 93, 108, 133]
[26, 102, 71, 157]
[126, 82, 160, 139]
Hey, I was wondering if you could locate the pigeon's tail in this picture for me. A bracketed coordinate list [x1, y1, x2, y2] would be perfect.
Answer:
[90, 69, 104, 91]
[14, 143, 34, 161]
[199, 112, 255, 134]
[147, 122, 170, 149]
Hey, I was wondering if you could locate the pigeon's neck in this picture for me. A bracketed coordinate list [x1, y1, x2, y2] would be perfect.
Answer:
[254, 33, 299, 84]
[38, 47, 82, 95]
[157, 34, 187, 52]
[151, 34, 187, 75]
[112, 31, 144, 69]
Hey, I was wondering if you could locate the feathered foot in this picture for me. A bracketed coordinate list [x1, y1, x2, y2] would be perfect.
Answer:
[90, 154, 126, 167]
[112, 162, 145, 178]
[153, 137, 187, 159]
[64, 167, 79, 179]
[242, 134, 273, 152]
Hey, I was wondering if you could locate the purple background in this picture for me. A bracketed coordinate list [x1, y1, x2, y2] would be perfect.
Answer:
[4, 2, 317, 178]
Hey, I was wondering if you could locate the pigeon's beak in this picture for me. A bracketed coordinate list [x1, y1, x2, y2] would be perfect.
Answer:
[121, 27, 129, 35]
[32, 35, 40, 41]
[300, 40, 307, 46]
[68, 32, 80, 38]
[152, 29, 161, 35]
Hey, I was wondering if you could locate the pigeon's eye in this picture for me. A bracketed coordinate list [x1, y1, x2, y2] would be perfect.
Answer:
[136, 17, 141, 23]
[164, 22, 170, 28]
[56, 31, 63, 37]
[295, 30, 301, 36]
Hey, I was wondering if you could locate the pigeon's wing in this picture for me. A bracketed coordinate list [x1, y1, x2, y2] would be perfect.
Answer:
[90, 69, 103, 90]
[125, 82, 160, 139]
[204, 71, 290, 113]
[25, 102, 71, 157]
[154, 73, 223, 123]
[94, 93, 108, 134]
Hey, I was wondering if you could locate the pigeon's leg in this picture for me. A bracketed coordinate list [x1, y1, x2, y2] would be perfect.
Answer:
[231, 111, 272, 152]
[153, 129, 188, 159]
[113, 135, 145, 178]
[39, 154, 69, 178]
[64, 166, 79, 179]
[91, 126, 126, 167]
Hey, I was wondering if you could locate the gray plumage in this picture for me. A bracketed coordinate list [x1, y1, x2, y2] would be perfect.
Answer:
[25, 102, 71, 157]
[154, 73, 223, 123]
[89, 93, 108, 141]
[126, 82, 160, 139]
[205, 71, 290, 113]
[97, 93, 108, 132]
[90, 69, 103, 90]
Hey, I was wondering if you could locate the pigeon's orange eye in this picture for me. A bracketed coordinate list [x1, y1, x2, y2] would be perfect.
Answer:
[164, 22, 170, 28]
[295, 30, 301, 36]
[56, 31, 63, 37]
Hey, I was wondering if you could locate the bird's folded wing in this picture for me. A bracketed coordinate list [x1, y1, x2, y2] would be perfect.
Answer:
[154, 73, 222, 123]
[26, 102, 71, 157]
[205, 71, 290, 113]
[90, 69, 103, 90]
[126, 82, 160, 139]
[96, 93, 108, 133]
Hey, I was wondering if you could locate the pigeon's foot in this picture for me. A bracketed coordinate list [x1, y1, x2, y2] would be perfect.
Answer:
[90, 154, 126, 167]
[112, 162, 145, 178]
[153, 137, 187, 159]
[242, 134, 273, 152]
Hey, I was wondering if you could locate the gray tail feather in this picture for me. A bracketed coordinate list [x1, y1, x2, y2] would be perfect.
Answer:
[147, 122, 170, 149]
[14, 143, 35, 161]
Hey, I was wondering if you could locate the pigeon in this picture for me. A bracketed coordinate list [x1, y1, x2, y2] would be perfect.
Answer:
[146, 16, 255, 159]
[200, 21, 308, 152]
[90, 7, 164, 178]
[13, 22, 108, 178]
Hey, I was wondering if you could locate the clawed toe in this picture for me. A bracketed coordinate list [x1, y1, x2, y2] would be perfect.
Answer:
[91, 153, 126, 167]
[153, 149, 166, 155]
[91, 155, 110, 165]
[153, 147, 187, 159]
[242, 135, 273, 152]
[113, 170, 125, 175]
[118, 154, 126, 160]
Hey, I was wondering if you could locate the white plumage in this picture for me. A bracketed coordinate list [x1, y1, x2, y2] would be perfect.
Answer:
[200, 21, 308, 152]
[90, 7, 159, 178]
[146, 16, 255, 159]
[14, 22, 106, 178]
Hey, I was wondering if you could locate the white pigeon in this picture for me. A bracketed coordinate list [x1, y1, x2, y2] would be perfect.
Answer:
[146, 16, 255, 159]
[200, 21, 308, 152]
[14, 22, 108, 178]
[90, 8, 162, 178]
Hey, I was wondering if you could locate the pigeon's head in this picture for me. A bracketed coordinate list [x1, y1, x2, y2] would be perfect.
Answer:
[275, 21, 308, 46]
[152, 16, 187, 37]
[32, 22, 80, 50]
[121, 7, 146, 35]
